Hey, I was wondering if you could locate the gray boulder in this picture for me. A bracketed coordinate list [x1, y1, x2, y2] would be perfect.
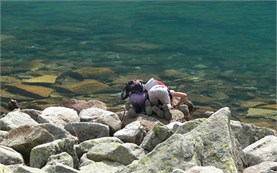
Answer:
[0, 130, 8, 142]
[0, 164, 12, 172]
[37, 107, 79, 127]
[140, 122, 173, 152]
[20, 109, 42, 122]
[230, 120, 277, 149]
[86, 142, 145, 165]
[46, 152, 74, 168]
[243, 135, 277, 166]
[79, 107, 121, 135]
[38, 123, 78, 141]
[243, 161, 277, 173]
[175, 118, 206, 134]
[80, 160, 125, 173]
[0, 145, 24, 165]
[64, 122, 109, 143]
[183, 166, 224, 173]
[0, 110, 38, 131]
[1, 125, 54, 163]
[14, 165, 47, 173]
[166, 122, 183, 132]
[119, 107, 245, 173]
[42, 163, 79, 173]
[76, 137, 123, 158]
[30, 138, 79, 169]
[114, 121, 146, 145]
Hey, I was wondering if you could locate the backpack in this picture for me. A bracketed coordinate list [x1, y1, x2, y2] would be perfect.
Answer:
[121, 80, 145, 100]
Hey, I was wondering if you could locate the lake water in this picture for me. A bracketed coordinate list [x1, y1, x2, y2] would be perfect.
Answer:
[1, 1, 276, 129]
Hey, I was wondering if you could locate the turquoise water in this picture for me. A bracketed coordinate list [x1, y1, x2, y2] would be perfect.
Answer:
[1, 1, 276, 128]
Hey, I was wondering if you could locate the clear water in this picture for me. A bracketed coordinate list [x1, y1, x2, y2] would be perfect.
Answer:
[1, 1, 276, 129]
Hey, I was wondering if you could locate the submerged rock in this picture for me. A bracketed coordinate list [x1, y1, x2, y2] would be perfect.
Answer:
[58, 79, 110, 94]
[72, 67, 117, 80]
[6, 83, 54, 98]
[246, 108, 276, 121]
[23, 75, 58, 84]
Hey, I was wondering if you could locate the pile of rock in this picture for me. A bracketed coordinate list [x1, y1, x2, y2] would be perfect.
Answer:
[0, 104, 276, 173]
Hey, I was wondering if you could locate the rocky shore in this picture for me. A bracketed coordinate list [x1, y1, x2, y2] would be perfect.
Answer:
[0, 101, 276, 173]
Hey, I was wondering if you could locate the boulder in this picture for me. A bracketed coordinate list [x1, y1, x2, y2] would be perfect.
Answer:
[140, 122, 173, 152]
[20, 109, 42, 122]
[80, 160, 125, 173]
[243, 161, 277, 173]
[0, 130, 8, 142]
[119, 107, 245, 173]
[63, 99, 107, 113]
[0, 125, 54, 163]
[0, 164, 12, 172]
[166, 122, 184, 132]
[243, 135, 277, 166]
[6, 83, 54, 98]
[14, 165, 47, 173]
[182, 166, 224, 173]
[175, 119, 206, 134]
[79, 107, 121, 135]
[86, 142, 145, 165]
[38, 123, 78, 141]
[46, 152, 74, 168]
[114, 121, 146, 145]
[230, 120, 277, 149]
[76, 137, 123, 158]
[30, 138, 78, 169]
[0, 110, 39, 131]
[0, 145, 24, 165]
[42, 163, 79, 173]
[64, 122, 109, 143]
[37, 107, 79, 127]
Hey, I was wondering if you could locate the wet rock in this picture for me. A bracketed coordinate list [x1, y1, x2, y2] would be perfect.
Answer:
[1, 125, 54, 163]
[114, 121, 146, 145]
[246, 108, 276, 121]
[30, 138, 78, 169]
[79, 107, 121, 135]
[240, 101, 267, 108]
[72, 67, 117, 80]
[63, 99, 107, 113]
[6, 83, 54, 98]
[23, 75, 58, 84]
[140, 122, 173, 152]
[37, 107, 79, 128]
[86, 142, 145, 165]
[243, 135, 277, 166]
[243, 161, 277, 173]
[0, 110, 39, 131]
[64, 122, 109, 143]
[58, 79, 110, 94]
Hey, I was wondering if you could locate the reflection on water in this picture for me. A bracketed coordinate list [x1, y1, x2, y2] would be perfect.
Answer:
[1, 1, 276, 129]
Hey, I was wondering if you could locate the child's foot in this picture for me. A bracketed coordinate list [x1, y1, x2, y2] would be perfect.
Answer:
[162, 104, 172, 121]
[127, 107, 137, 118]
[145, 100, 152, 115]
[152, 106, 164, 118]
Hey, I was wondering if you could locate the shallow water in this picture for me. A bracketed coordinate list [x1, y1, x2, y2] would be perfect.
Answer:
[1, 1, 276, 129]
